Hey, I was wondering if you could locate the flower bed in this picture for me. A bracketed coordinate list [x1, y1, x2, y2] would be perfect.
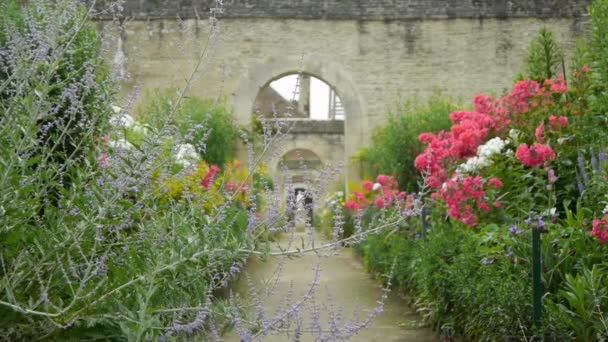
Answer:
[348, 2, 608, 338]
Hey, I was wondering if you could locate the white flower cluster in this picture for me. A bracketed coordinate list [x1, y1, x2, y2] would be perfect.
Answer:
[456, 137, 507, 174]
[175, 144, 199, 167]
[109, 105, 148, 134]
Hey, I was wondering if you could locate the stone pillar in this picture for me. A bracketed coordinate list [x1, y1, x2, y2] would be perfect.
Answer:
[297, 74, 310, 117]
[328, 88, 336, 120]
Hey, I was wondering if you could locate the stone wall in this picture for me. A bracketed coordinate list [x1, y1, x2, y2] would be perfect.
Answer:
[104, 6, 589, 183]
[105, 0, 592, 19]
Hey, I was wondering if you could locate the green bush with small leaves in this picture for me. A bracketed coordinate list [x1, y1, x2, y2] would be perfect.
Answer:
[357, 93, 454, 192]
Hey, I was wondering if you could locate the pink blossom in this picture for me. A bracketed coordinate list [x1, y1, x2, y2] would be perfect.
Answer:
[99, 153, 109, 168]
[474, 94, 494, 114]
[487, 177, 503, 189]
[549, 115, 558, 126]
[516, 143, 556, 167]
[362, 180, 374, 192]
[345, 200, 362, 211]
[354, 191, 366, 203]
[549, 115, 568, 128]
[592, 216, 608, 244]
[418, 132, 435, 144]
[376, 175, 390, 186]
[439, 176, 487, 227]
[201, 165, 220, 189]
[548, 169, 558, 184]
[462, 205, 479, 227]
[546, 76, 568, 93]
[507, 80, 541, 113]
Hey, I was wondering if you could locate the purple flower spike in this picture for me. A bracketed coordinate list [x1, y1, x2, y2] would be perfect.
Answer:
[599, 150, 607, 164]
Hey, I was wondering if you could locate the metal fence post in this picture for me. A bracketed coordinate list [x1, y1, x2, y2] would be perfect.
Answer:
[532, 228, 542, 328]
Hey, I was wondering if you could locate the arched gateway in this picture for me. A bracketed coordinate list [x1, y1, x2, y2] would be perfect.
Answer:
[253, 72, 346, 212]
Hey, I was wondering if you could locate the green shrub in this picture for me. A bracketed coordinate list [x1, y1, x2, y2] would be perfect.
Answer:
[359, 219, 535, 340]
[137, 91, 240, 167]
[546, 266, 608, 341]
[358, 93, 454, 192]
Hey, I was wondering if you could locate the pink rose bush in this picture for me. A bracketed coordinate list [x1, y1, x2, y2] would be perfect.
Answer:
[413, 79, 563, 190]
[412, 76, 580, 227]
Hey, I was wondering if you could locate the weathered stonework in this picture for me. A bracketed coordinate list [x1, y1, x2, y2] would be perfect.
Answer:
[267, 126, 345, 204]
[105, 0, 592, 19]
[102, 1, 590, 184]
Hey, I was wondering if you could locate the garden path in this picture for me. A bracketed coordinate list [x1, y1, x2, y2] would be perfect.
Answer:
[228, 228, 438, 341]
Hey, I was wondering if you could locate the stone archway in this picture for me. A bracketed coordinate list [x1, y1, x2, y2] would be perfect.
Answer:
[233, 56, 362, 125]
[233, 55, 363, 187]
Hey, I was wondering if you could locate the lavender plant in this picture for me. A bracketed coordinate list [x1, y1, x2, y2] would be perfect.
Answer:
[0, 1, 413, 340]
